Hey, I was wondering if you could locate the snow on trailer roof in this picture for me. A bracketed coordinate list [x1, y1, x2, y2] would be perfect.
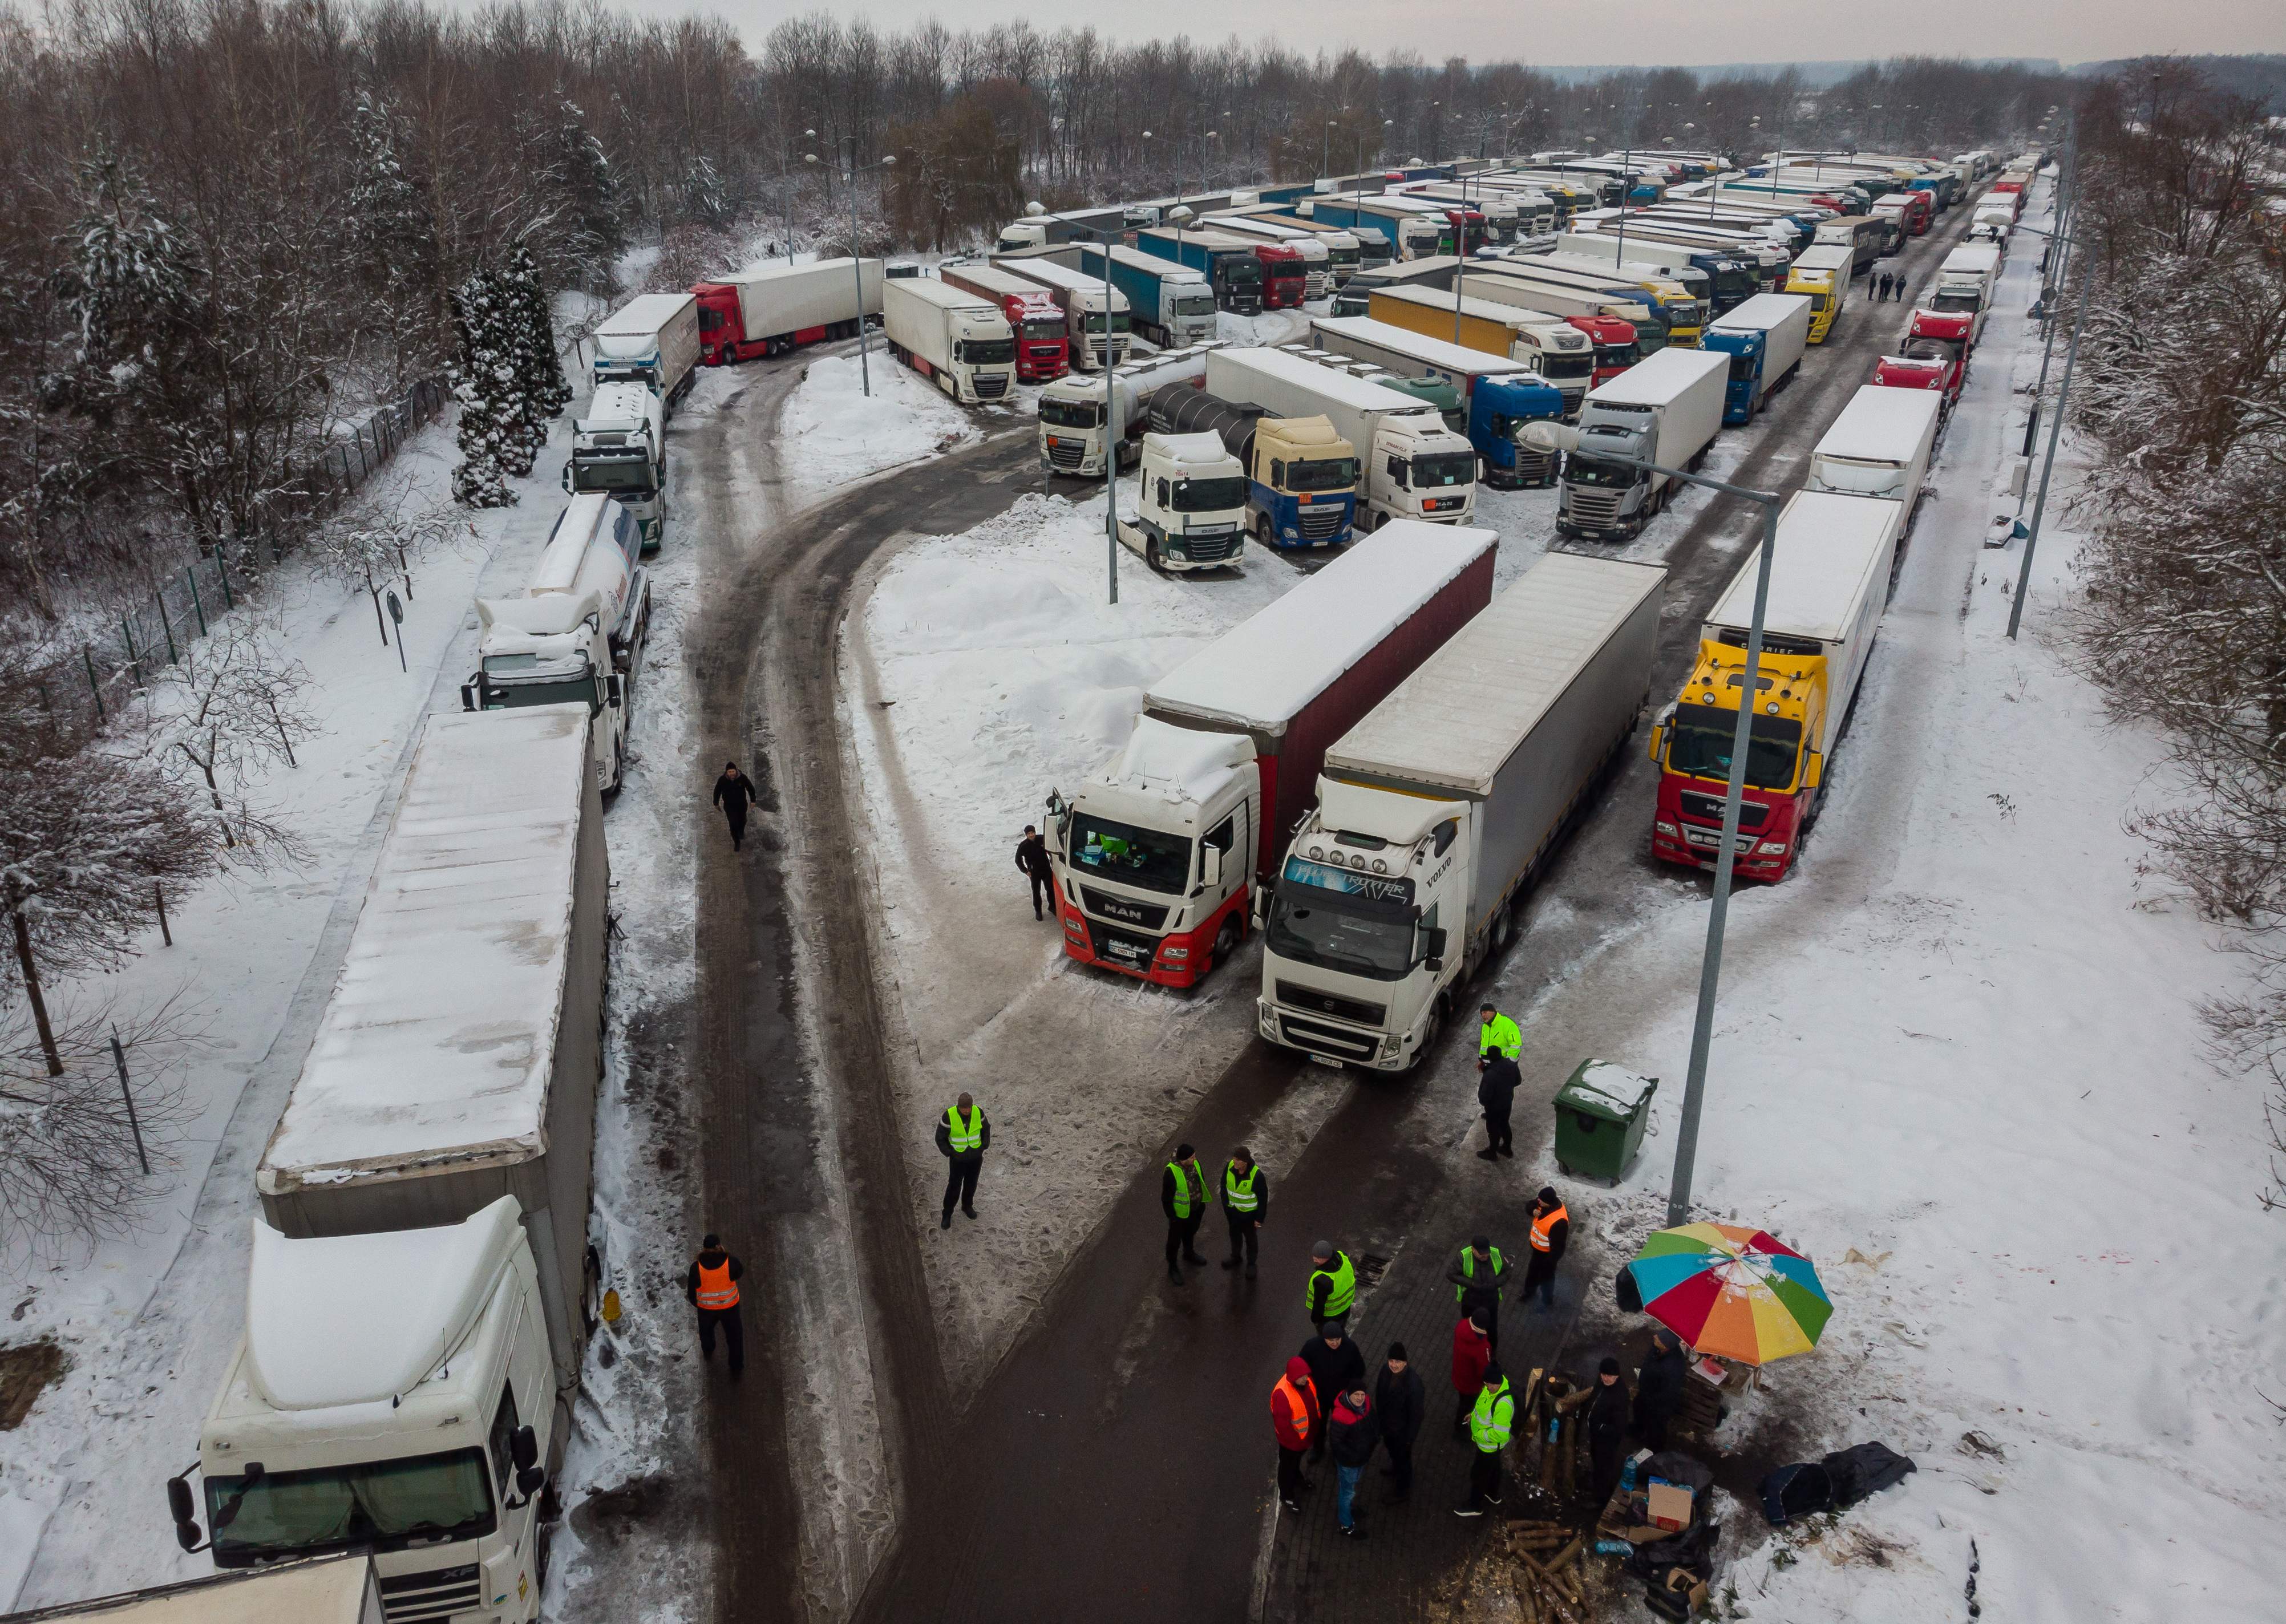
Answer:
[1814, 386, 1943, 463]
[1211, 346, 1439, 414]
[1708, 293, 1812, 336]
[1586, 345, 1727, 407]
[7, 1554, 380, 1623]
[1707, 491, 1900, 644]
[1145, 523, 1498, 735]
[258, 707, 591, 1186]
[1309, 315, 1536, 378]
[594, 292, 695, 340]
[1326, 553, 1667, 799]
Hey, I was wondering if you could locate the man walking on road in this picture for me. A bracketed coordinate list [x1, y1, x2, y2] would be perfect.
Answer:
[1634, 1325, 1689, 1450]
[713, 762, 755, 852]
[1329, 1386, 1379, 1539]
[1305, 1239, 1358, 1330]
[1450, 1307, 1492, 1437]
[1300, 1325, 1365, 1465]
[1447, 1234, 1508, 1351]
[1524, 1186, 1569, 1310]
[685, 1233, 746, 1380]
[1477, 1050, 1519, 1160]
[1375, 1342, 1424, 1504]
[936, 1092, 990, 1229]
[1478, 1003, 1521, 1071]
[1220, 1145, 1268, 1277]
[1015, 824, 1054, 921]
[1271, 1355, 1321, 1512]
[1455, 1359, 1515, 1518]
[1161, 1143, 1210, 1283]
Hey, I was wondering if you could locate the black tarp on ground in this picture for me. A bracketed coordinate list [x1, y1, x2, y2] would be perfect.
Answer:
[1758, 1441, 1916, 1526]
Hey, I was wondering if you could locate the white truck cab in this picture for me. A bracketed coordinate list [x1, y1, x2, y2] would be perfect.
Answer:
[563, 382, 665, 553]
[1116, 431, 1248, 571]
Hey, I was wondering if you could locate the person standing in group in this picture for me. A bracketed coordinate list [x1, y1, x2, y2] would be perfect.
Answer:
[1300, 1323, 1366, 1467]
[1455, 1359, 1515, 1517]
[1585, 1355, 1632, 1516]
[1015, 824, 1055, 921]
[935, 1092, 990, 1230]
[685, 1233, 746, 1380]
[1220, 1144, 1269, 1278]
[1450, 1306, 1492, 1437]
[1329, 1386, 1379, 1540]
[1447, 1234, 1508, 1351]
[1523, 1186, 1569, 1309]
[1162, 1143, 1211, 1283]
[1271, 1355, 1321, 1513]
[713, 762, 755, 852]
[1634, 1325, 1690, 1450]
[1374, 1342, 1424, 1505]
[1478, 1003, 1521, 1071]
[1476, 1047, 1520, 1160]
[1875, 270, 1890, 302]
[1305, 1239, 1357, 1330]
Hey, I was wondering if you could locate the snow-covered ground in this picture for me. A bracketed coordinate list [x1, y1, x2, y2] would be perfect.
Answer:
[780, 350, 981, 495]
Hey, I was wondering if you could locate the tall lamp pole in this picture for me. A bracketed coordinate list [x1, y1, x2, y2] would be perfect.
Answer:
[1520, 419, 1786, 1228]
[805, 137, 895, 396]
[1093, 228, 1123, 605]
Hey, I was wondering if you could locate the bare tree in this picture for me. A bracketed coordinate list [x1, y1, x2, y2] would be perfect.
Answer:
[131, 617, 317, 863]
[307, 481, 475, 647]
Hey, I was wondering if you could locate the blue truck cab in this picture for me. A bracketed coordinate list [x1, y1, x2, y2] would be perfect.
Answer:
[1700, 327, 1766, 425]
[1470, 375, 1568, 489]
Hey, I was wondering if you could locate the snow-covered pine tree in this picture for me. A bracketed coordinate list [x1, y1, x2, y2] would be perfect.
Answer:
[345, 90, 439, 362]
[681, 154, 731, 228]
[555, 98, 626, 277]
[448, 268, 519, 505]
[500, 245, 568, 456]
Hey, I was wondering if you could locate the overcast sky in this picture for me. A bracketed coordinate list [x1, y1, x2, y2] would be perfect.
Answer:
[614, 0, 2285, 67]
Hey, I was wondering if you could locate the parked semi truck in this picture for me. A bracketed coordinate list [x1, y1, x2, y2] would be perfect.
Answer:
[1785, 244, 1854, 343]
[1460, 266, 1662, 358]
[1047, 524, 1497, 987]
[1804, 384, 1941, 526]
[1135, 228, 1267, 314]
[1873, 189, 1933, 238]
[1556, 346, 1729, 542]
[24, 1555, 383, 1623]
[169, 704, 606, 1624]
[1470, 260, 1681, 350]
[462, 493, 650, 792]
[591, 293, 701, 412]
[690, 258, 882, 366]
[993, 254, 1132, 370]
[1198, 215, 1331, 299]
[1701, 291, 1811, 424]
[1332, 257, 1467, 314]
[1874, 321, 1967, 408]
[564, 380, 665, 551]
[1070, 241, 1219, 347]
[1548, 230, 1757, 314]
[1226, 210, 1366, 281]
[1111, 431, 1249, 572]
[1294, 196, 1443, 260]
[882, 276, 1017, 404]
[1518, 248, 1711, 339]
[1308, 315, 1565, 488]
[1208, 347, 1478, 531]
[1037, 345, 1219, 477]
[940, 263, 1069, 382]
[1147, 386, 1358, 549]
[1361, 285, 1599, 418]
[1648, 489, 1903, 882]
[1255, 551, 1665, 1071]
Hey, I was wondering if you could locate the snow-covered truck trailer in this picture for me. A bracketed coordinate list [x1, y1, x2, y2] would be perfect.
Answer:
[991, 254, 1132, 371]
[1134, 228, 1268, 314]
[462, 492, 650, 792]
[882, 276, 1017, 404]
[1068, 242, 1219, 349]
[565, 380, 666, 552]
[1803, 384, 1942, 528]
[1648, 489, 1903, 882]
[1556, 345, 1729, 542]
[174, 706, 605, 1624]
[1700, 291, 1811, 424]
[590, 292, 701, 412]
[16, 1555, 384, 1624]
[1197, 214, 1334, 300]
[1359, 285, 1599, 418]
[939, 262, 1070, 382]
[1305, 315, 1567, 489]
[1256, 552, 1666, 1071]
[690, 257, 884, 365]
[1049, 523, 1496, 988]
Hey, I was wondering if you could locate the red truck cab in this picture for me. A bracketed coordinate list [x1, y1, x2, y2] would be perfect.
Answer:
[1875, 311, 1966, 406]
[1570, 315, 1641, 386]
[691, 282, 822, 364]
[1006, 290, 1070, 382]
[1256, 244, 1308, 309]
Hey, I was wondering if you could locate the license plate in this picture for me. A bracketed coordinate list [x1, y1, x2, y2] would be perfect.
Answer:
[1105, 939, 1151, 966]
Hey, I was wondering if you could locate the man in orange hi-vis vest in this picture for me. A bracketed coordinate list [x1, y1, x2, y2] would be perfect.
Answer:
[685, 1233, 746, 1379]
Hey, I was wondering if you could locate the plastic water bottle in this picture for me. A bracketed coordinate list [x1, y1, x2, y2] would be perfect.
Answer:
[1621, 1456, 1639, 1495]
[1594, 1538, 1633, 1557]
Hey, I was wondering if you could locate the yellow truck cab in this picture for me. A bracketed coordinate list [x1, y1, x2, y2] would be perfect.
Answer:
[1785, 244, 1854, 343]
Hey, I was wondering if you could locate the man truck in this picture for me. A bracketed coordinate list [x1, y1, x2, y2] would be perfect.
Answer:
[939, 263, 1070, 382]
[1047, 523, 1497, 988]
[462, 494, 650, 792]
[1647, 489, 1903, 882]
[1700, 291, 1811, 424]
[1555, 346, 1728, 542]
[1255, 552, 1665, 1071]
[564, 381, 666, 552]
[1306, 315, 1567, 488]
[169, 704, 606, 1624]
[882, 277, 1018, 404]
[590, 293, 701, 413]
[1147, 387, 1358, 550]
[690, 258, 883, 366]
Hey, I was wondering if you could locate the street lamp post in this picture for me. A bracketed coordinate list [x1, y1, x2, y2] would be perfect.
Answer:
[804, 137, 896, 396]
[1519, 419, 1785, 1228]
[1089, 227, 1124, 606]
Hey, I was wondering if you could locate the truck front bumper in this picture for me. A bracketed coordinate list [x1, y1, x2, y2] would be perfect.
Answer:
[1652, 820, 1794, 881]
[1255, 1000, 1411, 1071]
[1059, 895, 1236, 989]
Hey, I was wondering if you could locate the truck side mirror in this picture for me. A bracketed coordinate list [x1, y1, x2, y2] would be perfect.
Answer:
[1804, 750, 1824, 789]
[1647, 721, 1666, 763]
[460, 681, 480, 713]
[167, 1473, 206, 1552]
[608, 673, 624, 708]
[511, 1424, 539, 1473]
[561, 464, 572, 493]
[1200, 846, 1224, 888]
[1422, 927, 1448, 971]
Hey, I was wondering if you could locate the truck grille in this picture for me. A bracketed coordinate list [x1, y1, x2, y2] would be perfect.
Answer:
[1047, 439, 1086, 470]
[1277, 982, 1386, 1026]
[378, 1565, 482, 1623]
[1516, 448, 1557, 485]
[1081, 888, 1169, 930]
[1277, 1014, 1381, 1063]
[1172, 531, 1243, 564]
[1296, 505, 1348, 542]
[1680, 792, 1769, 829]
[974, 373, 1009, 400]
[1566, 488, 1625, 529]
[1086, 920, 1162, 974]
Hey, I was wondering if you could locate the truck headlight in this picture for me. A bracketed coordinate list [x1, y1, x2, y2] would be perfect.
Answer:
[1757, 841, 1788, 856]
[1656, 820, 1678, 836]
[1381, 1034, 1403, 1058]
[1162, 947, 1189, 960]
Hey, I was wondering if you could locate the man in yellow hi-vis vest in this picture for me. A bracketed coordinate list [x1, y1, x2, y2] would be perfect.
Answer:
[1162, 1143, 1211, 1283]
[936, 1093, 991, 1230]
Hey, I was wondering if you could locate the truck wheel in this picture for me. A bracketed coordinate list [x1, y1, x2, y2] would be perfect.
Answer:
[1144, 537, 1164, 572]
[1212, 916, 1241, 973]
[1409, 992, 1449, 1071]
[1255, 515, 1273, 548]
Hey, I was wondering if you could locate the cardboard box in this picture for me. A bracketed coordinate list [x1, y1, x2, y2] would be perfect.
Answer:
[1646, 1480, 1694, 1532]
[1661, 1568, 1710, 1610]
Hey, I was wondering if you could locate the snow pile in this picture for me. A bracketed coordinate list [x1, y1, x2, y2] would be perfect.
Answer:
[779, 349, 978, 497]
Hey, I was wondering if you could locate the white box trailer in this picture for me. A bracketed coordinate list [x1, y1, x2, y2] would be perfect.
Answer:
[883, 276, 1017, 404]
[996, 254, 1133, 371]
[1806, 384, 1943, 525]
[1256, 553, 1666, 1071]
[1703, 291, 1810, 422]
[591, 291, 701, 412]
[731, 257, 883, 342]
[1936, 242, 2003, 302]
[1557, 345, 1729, 541]
[5, 1556, 384, 1624]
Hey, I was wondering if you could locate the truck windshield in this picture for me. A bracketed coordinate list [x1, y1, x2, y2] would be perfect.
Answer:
[206, 1448, 495, 1562]
[1173, 475, 1248, 512]
[1265, 886, 1416, 982]
[1225, 263, 1264, 288]
[1667, 710, 1802, 792]
[1083, 312, 1132, 334]
[1566, 451, 1641, 488]
[482, 653, 597, 714]
[1931, 291, 1981, 314]
[1358, 241, 1394, 267]
[1720, 351, 1757, 383]
[1288, 456, 1361, 493]
[1411, 453, 1477, 489]
[571, 458, 656, 495]
[960, 338, 1017, 365]
[1070, 813, 1191, 895]
[1039, 398, 1102, 429]
[1541, 353, 1595, 380]
[1024, 319, 1066, 342]
[1175, 293, 1218, 318]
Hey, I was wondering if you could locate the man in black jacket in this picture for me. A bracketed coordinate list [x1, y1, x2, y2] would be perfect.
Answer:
[1328, 1386, 1379, 1538]
[934, 1093, 990, 1229]
[1374, 1342, 1425, 1503]
[685, 1234, 746, 1379]
[1219, 1145, 1269, 1278]
[1298, 1326, 1366, 1464]
[713, 762, 755, 851]
[1160, 1143, 1211, 1283]
[1015, 825, 1055, 920]
[1523, 1186, 1569, 1309]
[1585, 1355, 1632, 1514]
[1633, 1325, 1689, 1450]
[1477, 1051, 1520, 1160]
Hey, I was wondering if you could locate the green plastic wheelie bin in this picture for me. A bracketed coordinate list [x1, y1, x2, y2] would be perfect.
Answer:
[1553, 1059, 1657, 1183]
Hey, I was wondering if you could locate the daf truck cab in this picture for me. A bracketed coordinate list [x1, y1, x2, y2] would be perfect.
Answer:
[1115, 431, 1249, 572]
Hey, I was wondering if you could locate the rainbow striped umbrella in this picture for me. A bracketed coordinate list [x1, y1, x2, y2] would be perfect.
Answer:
[1627, 1222, 1832, 1367]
